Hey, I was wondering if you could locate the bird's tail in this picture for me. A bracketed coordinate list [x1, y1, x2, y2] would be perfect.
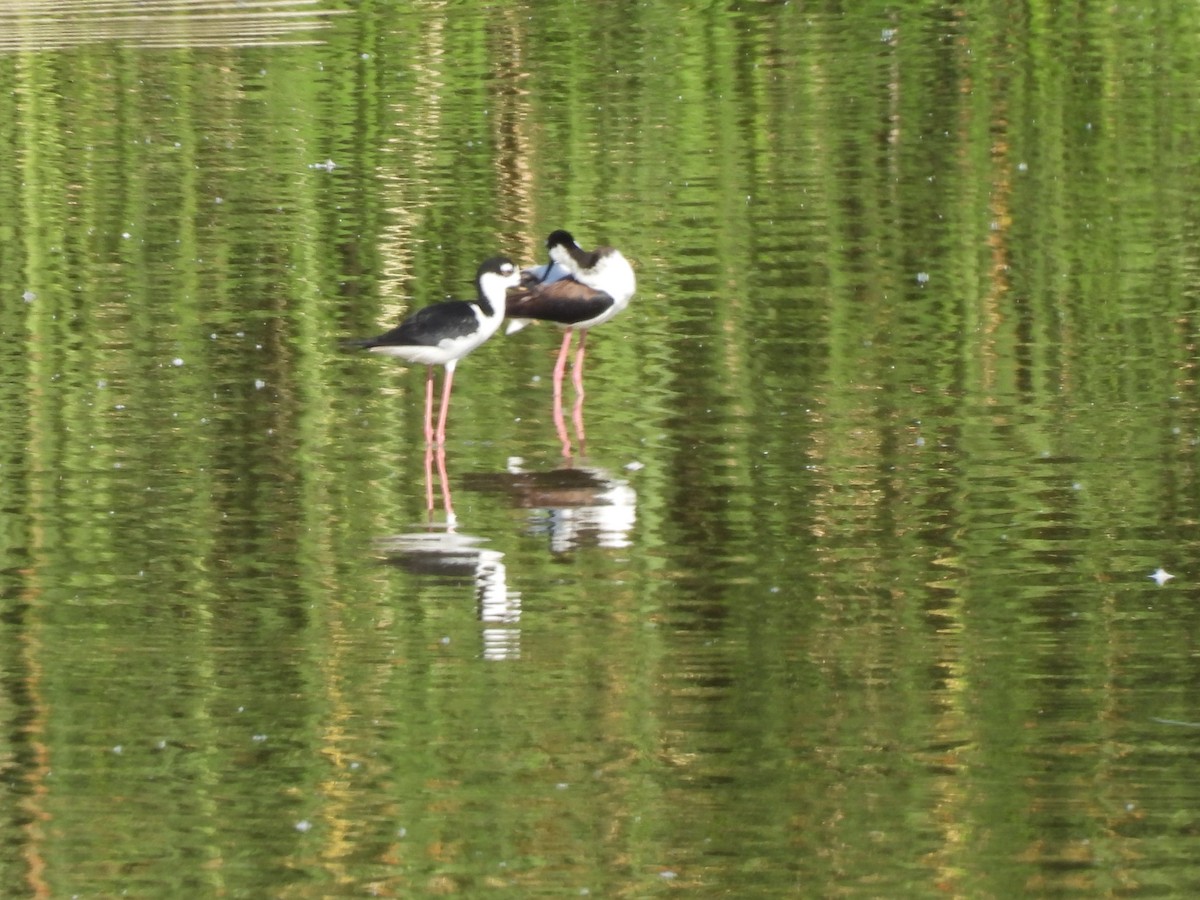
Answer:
[505, 318, 533, 336]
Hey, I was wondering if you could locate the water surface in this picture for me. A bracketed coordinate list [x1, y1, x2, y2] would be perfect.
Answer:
[2, 1, 1200, 897]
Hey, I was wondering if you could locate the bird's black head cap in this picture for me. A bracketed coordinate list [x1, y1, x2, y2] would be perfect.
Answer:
[545, 230, 577, 251]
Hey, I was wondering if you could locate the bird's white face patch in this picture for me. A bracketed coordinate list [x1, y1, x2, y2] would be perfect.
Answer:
[479, 266, 522, 298]
[549, 243, 575, 271]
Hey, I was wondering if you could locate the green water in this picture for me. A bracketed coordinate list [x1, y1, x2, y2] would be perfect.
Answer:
[2, 1, 1200, 897]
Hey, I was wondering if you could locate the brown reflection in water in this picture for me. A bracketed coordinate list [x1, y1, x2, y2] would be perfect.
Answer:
[0, 0, 348, 52]
[462, 462, 636, 554]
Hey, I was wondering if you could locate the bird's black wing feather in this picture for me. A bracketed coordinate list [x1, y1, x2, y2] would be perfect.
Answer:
[363, 300, 480, 348]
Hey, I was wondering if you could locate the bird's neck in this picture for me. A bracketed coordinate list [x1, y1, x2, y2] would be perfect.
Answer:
[475, 273, 510, 321]
[549, 242, 594, 276]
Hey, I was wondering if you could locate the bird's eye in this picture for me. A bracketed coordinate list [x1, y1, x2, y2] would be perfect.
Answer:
[501, 263, 514, 274]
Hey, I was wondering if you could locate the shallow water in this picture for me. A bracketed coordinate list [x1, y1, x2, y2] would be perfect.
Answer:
[3, 1, 1200, 897]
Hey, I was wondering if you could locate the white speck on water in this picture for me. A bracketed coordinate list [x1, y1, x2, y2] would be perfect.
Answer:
[22, 290, 35, 303]
[252, 734, 268, 743]
[254, 379, 266, 390]
[1150, 568, 1174, 586]
[294, 820, 313, 833]
[440, 636, 450, 645]
[1017, 161, 1029, 172]
[916, 271, 930, 285]
[659, 870, 677, 880]
[121, 232, 131, 239]
[172, 358, 184, 367]
[397, 827, 407, 838]
[112, 745, 123, 754]
[97, 379, 107, 389]
[625, 460, 645, 471]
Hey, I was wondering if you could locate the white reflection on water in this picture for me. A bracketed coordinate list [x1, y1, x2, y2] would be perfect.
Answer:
[377, 528, 522, 662]
[0, 0, 348, 51]
[375, 457, 637, 661]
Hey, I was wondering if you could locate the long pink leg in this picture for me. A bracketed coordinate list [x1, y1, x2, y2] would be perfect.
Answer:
[571, 330, 588, 453]
[435, 444, 456, 524]
[423, 442, 435, 514]
[435, 361, 457, 446]
[552, 331, 574, 457]
[423, 366, 435, 445]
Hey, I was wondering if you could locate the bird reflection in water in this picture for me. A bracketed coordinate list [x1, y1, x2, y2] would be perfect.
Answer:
[462, 459, 636, 554]
[381, 441, 520, 660]
[378, 448, 635, 662]
[378, 528, 521, 662]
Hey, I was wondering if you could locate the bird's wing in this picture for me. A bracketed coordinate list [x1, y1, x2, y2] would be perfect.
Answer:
[366, 300, 480, 348]
[506, 278, 614, 326]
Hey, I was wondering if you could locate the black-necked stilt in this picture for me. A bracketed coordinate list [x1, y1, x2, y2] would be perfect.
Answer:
[506, 231, 635, 454]
[346, 255, 520, 446]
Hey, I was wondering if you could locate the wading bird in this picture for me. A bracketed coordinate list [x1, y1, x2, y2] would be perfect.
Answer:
[506, 231, 635, 454]
[346, 255, 520, 446]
